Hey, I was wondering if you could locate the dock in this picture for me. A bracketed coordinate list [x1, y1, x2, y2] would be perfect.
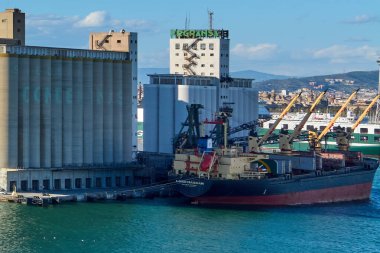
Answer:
[0, 180, 180, 207]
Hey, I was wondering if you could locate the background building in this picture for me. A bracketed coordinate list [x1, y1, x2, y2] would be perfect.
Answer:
[169, 29, 229, 78]
[143, 74, 257, 153]
[0, 8, 25, 45]
[0, 9, 137, 191]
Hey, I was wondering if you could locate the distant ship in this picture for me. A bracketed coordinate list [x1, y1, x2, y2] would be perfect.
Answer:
[261, 111, 380, 156]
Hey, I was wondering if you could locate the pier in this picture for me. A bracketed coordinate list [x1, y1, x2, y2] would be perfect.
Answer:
[0, 180, 181, 207]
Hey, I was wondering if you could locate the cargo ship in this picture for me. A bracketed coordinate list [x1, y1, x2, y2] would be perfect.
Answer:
[171, 90, 380, 206]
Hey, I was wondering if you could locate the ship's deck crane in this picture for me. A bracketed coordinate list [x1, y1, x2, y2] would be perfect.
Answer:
[309, 89, 360, 151]
[336, 94, 380, 151]
[279, 89, 328, 153]
[249, 91, 303, 153]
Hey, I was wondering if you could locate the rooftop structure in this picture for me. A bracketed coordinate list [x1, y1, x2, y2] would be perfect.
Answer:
[0, 8, 25, 45]
[169, 29, 229, 78]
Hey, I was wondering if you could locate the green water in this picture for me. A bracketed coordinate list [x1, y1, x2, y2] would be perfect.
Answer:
[1, 171, 380, 253]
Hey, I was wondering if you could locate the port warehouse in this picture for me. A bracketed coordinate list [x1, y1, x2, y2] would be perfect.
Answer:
[143, 74, 258, 153]
[0, 44, 138, 191]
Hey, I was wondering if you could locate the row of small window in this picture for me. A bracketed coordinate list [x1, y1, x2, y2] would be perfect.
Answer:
[9, 176, 131, 191]
[179, 72, 215, 76]
[174, 53, 229, 58]
[221, 95, 228, 99]
[276, 124, 380, 135]
[175, 43, 214, 50]
[96, 39, 137, 44]
[174, 63, 214, 68]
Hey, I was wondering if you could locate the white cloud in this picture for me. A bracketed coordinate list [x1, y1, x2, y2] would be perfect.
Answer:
[75, 11, 108, 27]
[343, 14, 378, 24]
[312, 45, 379, 63]
[231, 43, 278, 59]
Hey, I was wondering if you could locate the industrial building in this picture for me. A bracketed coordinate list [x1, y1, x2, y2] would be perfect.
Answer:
[0, 9, 138, 191]
[143, 74, 257, 153]
[143, 17, 258, 154]
[169, 29, 229, 78]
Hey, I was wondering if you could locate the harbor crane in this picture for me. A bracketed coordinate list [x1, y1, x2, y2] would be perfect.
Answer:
[249, 91, 303, 153]
[309, 89, 360, 151]
[279, 89, 328, 153]
[335, 94, 380, 151]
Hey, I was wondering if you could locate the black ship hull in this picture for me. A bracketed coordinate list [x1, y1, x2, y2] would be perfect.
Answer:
[174, 167, 378, 206]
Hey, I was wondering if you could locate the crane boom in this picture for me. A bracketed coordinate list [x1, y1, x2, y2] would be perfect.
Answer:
[317, 89, 359, 141]
[288, 89, 328, 142]
[258, 91, 302, 146]
[350, 94, 380, 131]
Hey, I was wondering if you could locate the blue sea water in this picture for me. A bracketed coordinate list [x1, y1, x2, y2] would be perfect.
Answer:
[1, 171, 379, 253]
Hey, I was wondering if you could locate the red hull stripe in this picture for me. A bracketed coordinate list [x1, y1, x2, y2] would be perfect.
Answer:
[194, 182, 373, 206]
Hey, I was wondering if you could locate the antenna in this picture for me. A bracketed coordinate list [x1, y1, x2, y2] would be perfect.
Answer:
[208, 10, 214, 30]
[185, 14, 188, 29]
[375, 57, 380, 123]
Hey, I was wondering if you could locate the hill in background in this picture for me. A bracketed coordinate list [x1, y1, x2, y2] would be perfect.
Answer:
[254, 70, 378, 92]
[138, 68, 378, 92]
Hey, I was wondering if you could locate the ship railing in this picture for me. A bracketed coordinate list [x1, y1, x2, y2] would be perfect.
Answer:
[240, 171, 267, 179]
[207, 152, 218, 179]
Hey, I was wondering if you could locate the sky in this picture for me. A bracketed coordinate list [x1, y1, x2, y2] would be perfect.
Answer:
[0, 0, 379, 76]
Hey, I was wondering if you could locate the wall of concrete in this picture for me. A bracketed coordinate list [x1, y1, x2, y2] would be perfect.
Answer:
[0, 54, 133, 169]
[1, 168, 135, 191]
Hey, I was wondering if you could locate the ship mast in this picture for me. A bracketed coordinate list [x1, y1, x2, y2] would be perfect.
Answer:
[375, 57, 380, 123]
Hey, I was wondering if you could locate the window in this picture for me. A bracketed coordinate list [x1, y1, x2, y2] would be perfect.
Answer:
[75, 178, 82, 189]
[115, 176, 121, 187]
[184, 53, 188, 56]
[175, 53, 179, 56]
[306, 125, 314, 130]
[32, 180, 39, 191]
[269, 123, 274, 129]
[105, 40, 109, 43]
[125, 176, 129, 186]
[201, 72, 205, 76]
[226, 54, 229, 57]
[54, 179, 61, 190]
[65, 179, 71, 189]
[210, 64, 214, 68]
[209, 43, 214, 50]
[17, 19, 21, 23]
[360, 136, 368, 142]
[183, 43, 188, 50]
[201, 53, 205, 56]
[200, 43, 206, 50]
[96, 177, 102, 188]
[106, 177, 112, 187]
[375, 136, 380, 142]
[175, 64, 179, 67]
[21, 180, 28, 191]
[175, 43, 180, 49]
[210, 53, 214, 56]
[201, 64, 205, 67]
[319, 126, 326, 131]
[117, 40, 121, 43]
[9, 181, 16, 192]
[282, 124, 289, 130]
[221, 53, 224, 57]
[17, 28, 21, 33]
[210, 73, 214, 76]
[43, 180, 50, 190]
[360, 128, 368, 134]
[375, 129, 380, 134]
[85, 178, 92, 188]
